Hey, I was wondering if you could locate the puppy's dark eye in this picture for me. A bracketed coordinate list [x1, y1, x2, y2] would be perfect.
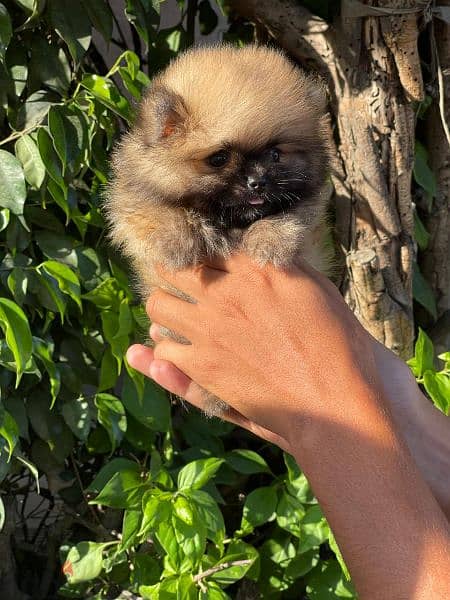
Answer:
[270, 148, 280, 162]
[207, 150, 230, 168]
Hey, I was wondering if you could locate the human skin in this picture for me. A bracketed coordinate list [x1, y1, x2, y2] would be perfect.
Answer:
[127, 254, 450, 599]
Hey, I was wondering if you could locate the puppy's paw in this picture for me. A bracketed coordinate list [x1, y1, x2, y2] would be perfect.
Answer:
[243, 223, 301, 268]
[201, 390, 229, 418]
[153, 232, 204, 270]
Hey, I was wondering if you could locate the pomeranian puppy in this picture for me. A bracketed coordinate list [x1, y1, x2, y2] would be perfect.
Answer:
[105, 45, 331, 415]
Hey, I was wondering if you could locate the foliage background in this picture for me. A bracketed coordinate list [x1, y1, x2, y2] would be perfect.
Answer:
[0, 1, 448, 599]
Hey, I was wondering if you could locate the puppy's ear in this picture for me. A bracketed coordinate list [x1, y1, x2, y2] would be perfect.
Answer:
[139, 85, 188, 144]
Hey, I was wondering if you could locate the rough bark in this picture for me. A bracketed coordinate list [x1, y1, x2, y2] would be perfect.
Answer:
[230, 0, 431, 358]
[423, 0, 450, 348]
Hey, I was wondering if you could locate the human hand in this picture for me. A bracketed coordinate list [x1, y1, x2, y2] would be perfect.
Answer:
[127, 253, 384, 452]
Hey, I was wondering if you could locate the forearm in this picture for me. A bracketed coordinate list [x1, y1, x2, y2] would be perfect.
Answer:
[289, 377, 450, 599]
[372, 341, 450, 521]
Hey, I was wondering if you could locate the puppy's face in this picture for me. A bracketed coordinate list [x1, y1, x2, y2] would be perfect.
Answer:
[180, 140, 318, 228]
[112, 46, 328, 228]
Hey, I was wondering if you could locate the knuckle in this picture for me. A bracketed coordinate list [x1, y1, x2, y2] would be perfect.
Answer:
[146, 290, 163, 318]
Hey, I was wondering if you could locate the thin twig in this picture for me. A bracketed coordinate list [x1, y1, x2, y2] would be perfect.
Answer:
[70, 453, 108, 533]
[0, 124, 44, 147]
[193, 559, 252, 583]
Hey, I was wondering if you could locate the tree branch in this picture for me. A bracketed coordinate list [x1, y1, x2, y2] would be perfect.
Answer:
[194, 559, 252, 583]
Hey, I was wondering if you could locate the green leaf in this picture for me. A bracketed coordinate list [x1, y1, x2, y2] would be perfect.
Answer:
[177, 457, 224, 490]
[81, 74, 133, 123]
[61, 395, 92, 441]
[16, 90, 56, 130]
[199, 582, 231, 600]
[48, 105, 88, 178]
[41, 261, 82, 309]
[15, 0, 45, 30]
[98, 346, 119, 392]
[80, 0, 113, 42]
[0, 403, 19, 459]
[15, 453, 39, 492]
[413, 263, 437, 320]
[83, 277, 126, 310]
[121, 374, 171, 432]
[0, 298, 32, 386]
[210, 541, 259, 586]
[89, 469, 146, 509]
[0, 3, 12, 61]
[226, 449, 271, 474]
[241, 486, 277, 531]
[139, 490, 172, 536]
[0, 149, 26, 215]
[101, 310, 128, 370]
[276, 490, 305, 538]
[125, 0, 160, 45]
[408, 328, 434, 378]
[298, 505, 330, 553]
[328, 530, 351, 581]
[87, 458, 141, 493]
[63, 541, 113, 583]
[37, 127, 65, 190]
[34, 230, 78, 267]
[32, 337, 61, 406]
[131, 553, 160, 587]
[94, 393, 126, 451]
[32, 267, 67, 321]
[6, 44, 27, 97]
[186, 489, 225, 545]
[121, 509, 142, 552]
[414, 141, 437, 201]
[285, 548, 320, 579]
[7, 267, 28, 305]
[413, 211, 430, 251]
[15, 134, 45, 189]
[0, 208, 9, 231]
[423, 371, 450, 414]
[29, 36, 71, 95]
[306, 560, 356, 599]
[27, 394, 73, 458]
[156, 511, 206, 572]
[3, 395, 29, 441]
[48, 0, 92, 64]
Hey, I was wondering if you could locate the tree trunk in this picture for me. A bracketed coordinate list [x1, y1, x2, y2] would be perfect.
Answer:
[230, 0, 436, 359]
[422, 0, 450, 352]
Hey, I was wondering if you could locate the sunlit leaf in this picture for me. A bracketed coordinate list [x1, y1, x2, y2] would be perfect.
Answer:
[63, 541, 115, 584]
[0, 149, 26, 215]
[15, 134, 45, 189]
[94, 393, 127, 451]
[41, 260, 82, 309]
[81, 74, 133, 123]
[0, 403, 19, 459]
[0, 298, 32, 386]
[177, 457, 224, 490]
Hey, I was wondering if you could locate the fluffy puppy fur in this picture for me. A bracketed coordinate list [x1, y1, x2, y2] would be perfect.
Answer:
[105, 45, 331, 415]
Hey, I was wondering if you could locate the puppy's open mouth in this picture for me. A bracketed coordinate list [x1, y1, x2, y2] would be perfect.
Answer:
[247, 195, 265, 206]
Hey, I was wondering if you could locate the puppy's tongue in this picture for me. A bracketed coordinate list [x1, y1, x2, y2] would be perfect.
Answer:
[248, 197, 264, 205]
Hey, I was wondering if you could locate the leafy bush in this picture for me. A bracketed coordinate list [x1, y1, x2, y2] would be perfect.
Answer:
[0, 1, 448, 599]
[408, 329, 450, 415]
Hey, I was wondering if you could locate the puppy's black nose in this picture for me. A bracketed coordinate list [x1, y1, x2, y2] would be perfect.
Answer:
[247, 175, 267, 191]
